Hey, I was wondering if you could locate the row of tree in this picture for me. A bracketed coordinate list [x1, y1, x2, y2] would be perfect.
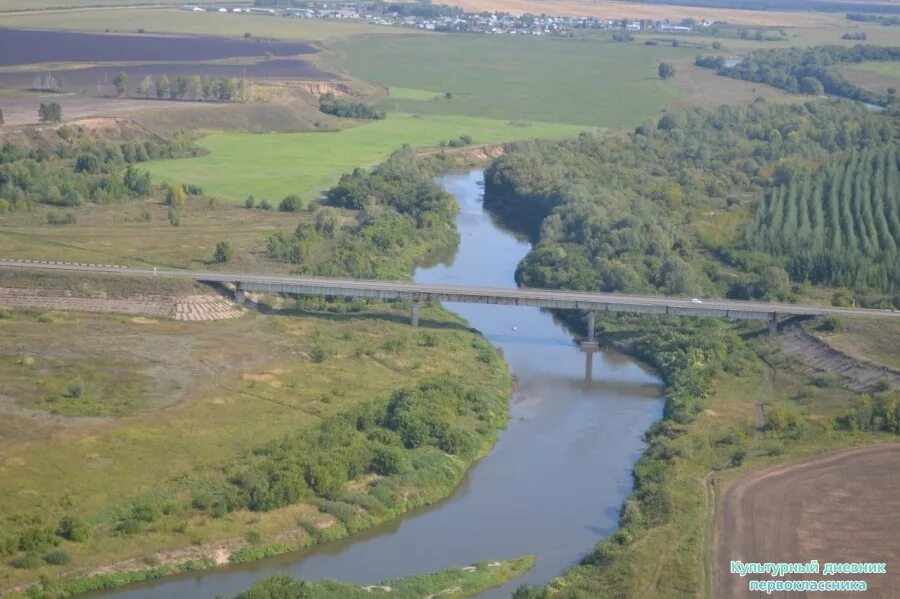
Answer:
[114, 71, 251, 102]
[318, 93, 385, 120]
[746, 147, 900, 291]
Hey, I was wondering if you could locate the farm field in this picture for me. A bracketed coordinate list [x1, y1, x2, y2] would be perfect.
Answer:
[331, 35, 692, 127]
[0, 8, 407, 42]
[714, 445, 900, 598]
[0, 0, 204, 9]
[139, 114, 586, 203]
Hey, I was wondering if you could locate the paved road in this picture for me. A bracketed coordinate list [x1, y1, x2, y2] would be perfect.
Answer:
[1, 259, 898, 321]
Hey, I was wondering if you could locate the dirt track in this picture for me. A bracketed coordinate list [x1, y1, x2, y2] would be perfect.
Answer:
[715, 444, 900, 598]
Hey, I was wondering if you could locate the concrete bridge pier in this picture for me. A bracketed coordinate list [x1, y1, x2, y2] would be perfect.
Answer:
[586, 310, 595, 342]
[768, 313, 778, 335]
[410, 300, 420, 327]
[234, 286, 246, 306]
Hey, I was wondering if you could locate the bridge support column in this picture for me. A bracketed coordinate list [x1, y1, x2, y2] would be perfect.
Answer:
[410, 300, 420, 327]
[234, 287, 246, 306]
[768, 313, 778, 336]
[586, 310, 595, 343]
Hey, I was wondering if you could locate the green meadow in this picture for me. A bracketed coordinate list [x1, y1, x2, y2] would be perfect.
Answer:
[850, 60, 900, 81]
[140, 113, 585, 203]
[331, 34, 695, 127]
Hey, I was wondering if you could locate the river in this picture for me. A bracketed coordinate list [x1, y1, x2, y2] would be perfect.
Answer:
[89, 169, 664, 598]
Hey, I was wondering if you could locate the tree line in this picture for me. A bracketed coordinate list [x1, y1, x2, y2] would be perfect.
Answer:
[318, 93, 385, 120]
[112, 71, 251, 102]
[695, 44, 900, 106]
[0, 136, 193, 212]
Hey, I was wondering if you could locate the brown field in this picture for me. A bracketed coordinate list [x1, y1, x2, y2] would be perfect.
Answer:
[715, 444, 900, 598]
[451, 0, 844, 26]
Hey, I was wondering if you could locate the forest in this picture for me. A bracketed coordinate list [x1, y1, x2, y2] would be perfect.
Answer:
[746, 147, 900, 291]
[483, 99, 899, 302]
[695, 45, 900, 106]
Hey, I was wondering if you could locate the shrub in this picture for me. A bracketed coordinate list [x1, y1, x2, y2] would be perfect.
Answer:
[67, 383, 83, 399]
[259, 198, 272, 210]
[18, 526, 56, 553]
[166, 185, 186, 207]
[46, 212, 76, 225]
[57, 516, 89, 543]
[214, 240, 233, 263]
[44, 549, 72, 565]
[369, 445, 408, 475]
[279, 195, 303, 212]
[244, 531, 261, 544]
[10, 553, 42, 570]
[244, 195, 255, 209]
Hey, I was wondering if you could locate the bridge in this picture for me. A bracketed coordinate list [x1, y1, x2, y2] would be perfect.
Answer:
[2, 259, 897, 335]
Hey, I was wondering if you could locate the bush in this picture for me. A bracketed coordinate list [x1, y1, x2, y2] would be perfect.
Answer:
[244, 531, 261, 544]
[166, 185, 186, 207]
[44, 549, 72, 565]
[214, 240, 233, 263]
[369, 445, 408, 475]
[47, 212, 76, 226]
[259, 199, 272, 210]
[245, 195, 255, 209]
[279, 195, 303, 212]
[57, 516, 89, 543]
[10, 553, 42, 569]
[67, 382, 83, 399]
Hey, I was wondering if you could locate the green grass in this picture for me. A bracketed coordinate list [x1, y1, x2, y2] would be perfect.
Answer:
[849, 60, 900, 82]
[0, 7, 402, 41]
[331, 34, 695, 127]
[139, 114, 585, 203]
[388, 86, 442, 101]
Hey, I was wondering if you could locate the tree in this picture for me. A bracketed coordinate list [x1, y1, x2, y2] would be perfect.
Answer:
[156, 74, 171, 100]
[38, 102, 62, 123]
[0, 109, 4, 126]
[113, 70, 128, 97]
[658, 62, 676, 80]
[138, 75, 153, 97]
[799, 76, 824, 96]
[214, 240, 233, 263]
[123, 165, 151, 196]
[172, 76, 189, 100]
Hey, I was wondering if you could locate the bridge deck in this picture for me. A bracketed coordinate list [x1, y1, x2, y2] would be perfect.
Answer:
[1, 260, 898, 321]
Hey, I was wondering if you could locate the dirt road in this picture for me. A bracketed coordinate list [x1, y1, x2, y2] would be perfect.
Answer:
[715, 444, 900, 598]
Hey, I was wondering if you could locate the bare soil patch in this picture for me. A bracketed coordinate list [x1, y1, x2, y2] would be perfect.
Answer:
[0, 28, 316, 68]
[776, 324, 900, 393]
[715, 444, 900, 598]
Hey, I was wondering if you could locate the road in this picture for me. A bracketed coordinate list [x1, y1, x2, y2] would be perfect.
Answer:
[1, 259, 898, 322]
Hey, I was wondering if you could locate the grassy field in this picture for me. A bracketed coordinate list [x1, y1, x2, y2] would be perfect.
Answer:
[331, 35, 693, 127]
[852, 61, 900, 81]
[0, 300, 508, 591]
[0, 195, 302, 269]
[0, 7, 401, 42]
[139, 114, 585, 204]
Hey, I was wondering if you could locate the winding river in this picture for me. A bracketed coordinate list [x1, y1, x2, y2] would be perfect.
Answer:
[90, 170, 664, 598]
